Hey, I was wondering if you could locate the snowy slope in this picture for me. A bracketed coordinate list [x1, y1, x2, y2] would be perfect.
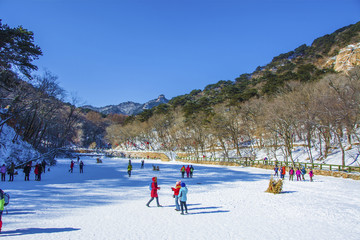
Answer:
[0, 124, 41, 166]
[0, 157, 359, 240]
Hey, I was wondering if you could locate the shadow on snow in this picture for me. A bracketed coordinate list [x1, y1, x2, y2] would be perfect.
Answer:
[0, 227, 80, 236]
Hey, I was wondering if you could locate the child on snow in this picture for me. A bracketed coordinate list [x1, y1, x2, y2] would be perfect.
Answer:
[309, 168, 314, 182]
[179, 182, 188, 215]
[171, 181, 181, 211]
[296, 168, 301, 181]
[190, 165, 194, 178]
[146, 177, 162, 207]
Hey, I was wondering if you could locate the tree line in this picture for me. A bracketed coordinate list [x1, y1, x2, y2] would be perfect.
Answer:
[106, 68, 360, 167]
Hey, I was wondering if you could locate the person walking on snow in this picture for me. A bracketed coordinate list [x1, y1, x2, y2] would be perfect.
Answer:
[0, 165, 6, 182]
[171, 181, 181, 211]
[141, 159, 144, 169]
[301, 166, 306, 180]
[180, 165, 185, 178]
[34, 164, 39, 181]
[309, 168, 314, 182]
[8, 162, 15, 181]
[146, 177, 162, 207]
[37, 164, 42, 181]
[23, 164, 31, 181]
[70, 160, 74, 173]
[41, 160, 46, 174]
[296, 168, 302, 181]
[79, 161, 84, 173]
[179, 182, 188, 215]
[190, 165, 194, 178]
[127, 162, 132, 177]
[289, 167, 294, 181]
[280, 166, 286, 180]
[186, 165, 190, 178]
[274, 165, 279, 177]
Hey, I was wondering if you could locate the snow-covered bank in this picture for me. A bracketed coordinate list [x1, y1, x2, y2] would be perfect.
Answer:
[0, 157, 359, 239]
[0, 124, 41, 165]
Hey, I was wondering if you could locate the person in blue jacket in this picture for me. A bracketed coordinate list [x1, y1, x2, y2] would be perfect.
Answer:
[178, 182, 188, 215]
[301, 166, 306, 181]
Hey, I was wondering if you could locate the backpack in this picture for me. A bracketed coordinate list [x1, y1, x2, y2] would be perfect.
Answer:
[4, 193, 10, 206]
[149, 182, 152, 191]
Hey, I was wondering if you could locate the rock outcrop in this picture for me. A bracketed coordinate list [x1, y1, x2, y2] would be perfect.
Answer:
[324, 42, 360, 72]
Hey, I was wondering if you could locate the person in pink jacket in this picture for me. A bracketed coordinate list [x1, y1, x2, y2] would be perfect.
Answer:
[309, 168, 314, 182]
[295, 168, 302, 181]
[289, 167, 294, 181]
[185, 165, 190, 178]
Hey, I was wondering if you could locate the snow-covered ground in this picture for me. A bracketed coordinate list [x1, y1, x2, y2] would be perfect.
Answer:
[0, 157, 359, 240]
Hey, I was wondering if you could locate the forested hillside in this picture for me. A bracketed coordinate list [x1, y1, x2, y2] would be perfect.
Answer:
[0, 20, 126, 164]
[107, 21, 360, 167]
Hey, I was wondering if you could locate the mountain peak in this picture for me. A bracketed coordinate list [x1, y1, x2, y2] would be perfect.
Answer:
[81, 95, 169, 115]
[143, 94, 169, 110]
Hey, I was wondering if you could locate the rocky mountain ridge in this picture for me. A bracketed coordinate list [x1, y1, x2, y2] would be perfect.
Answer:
[82, 94, 169, 115]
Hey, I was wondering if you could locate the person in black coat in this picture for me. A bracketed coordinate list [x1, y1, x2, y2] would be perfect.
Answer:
[79, 161, 84, 173]
[23, 164, 31, 181]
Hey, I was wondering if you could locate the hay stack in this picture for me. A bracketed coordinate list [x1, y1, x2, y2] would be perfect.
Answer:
[265, 177, 283, 194]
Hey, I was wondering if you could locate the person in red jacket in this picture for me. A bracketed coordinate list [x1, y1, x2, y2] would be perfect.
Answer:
[34, 164, 39, 181]
[146, 177, 162, 207]
[281, 166, 286, 180]
[171, 181, 181, 211]
[185, 165, 190, 178]
[70, 160, 74, 173]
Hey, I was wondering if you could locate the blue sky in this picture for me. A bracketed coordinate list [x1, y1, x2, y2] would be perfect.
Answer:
[1, 0, 359, 107]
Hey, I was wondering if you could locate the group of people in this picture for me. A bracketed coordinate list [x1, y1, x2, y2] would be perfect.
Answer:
[180, 165, 194, 178]
[274, 165, 314, 182]
[171, 180, 188, 214]
[0, 160, 49, 182]
[69, 159, 84, 174]
[146, 177, 189, 215]
[25, 162, 44, 181]
[0, 162, 15, 182]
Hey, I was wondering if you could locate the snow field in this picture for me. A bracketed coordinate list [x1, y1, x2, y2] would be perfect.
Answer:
[0, 157, 359, 240]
